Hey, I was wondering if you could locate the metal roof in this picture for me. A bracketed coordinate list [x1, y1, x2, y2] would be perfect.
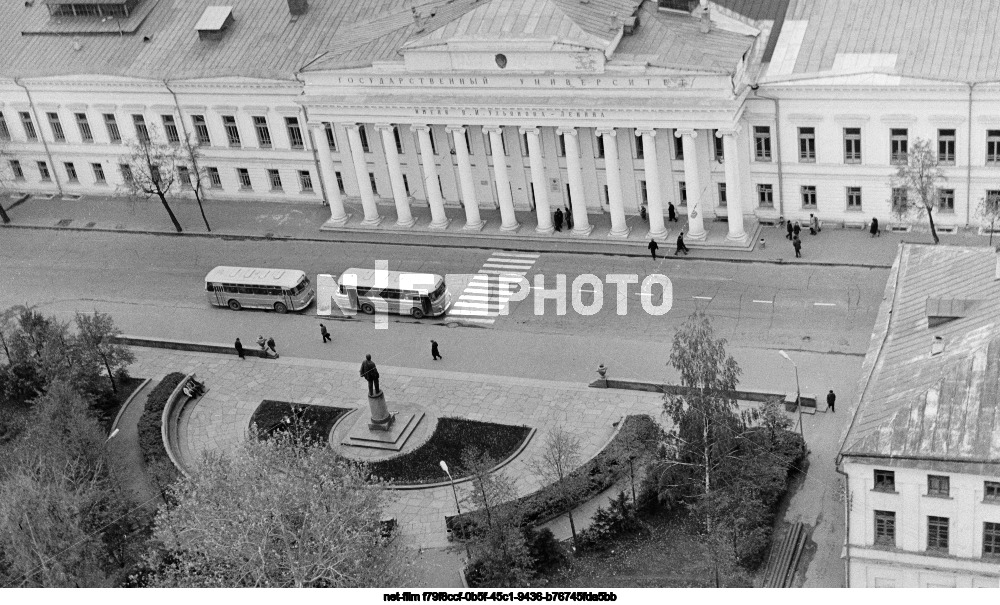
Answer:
[205, 266, 305, 287]
[840, 245, 1000, 467]
[194, 6, 232, 31]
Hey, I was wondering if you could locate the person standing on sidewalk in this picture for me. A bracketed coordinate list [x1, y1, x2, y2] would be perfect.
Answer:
[675, 232, 689, 256]
[565, 206, 574, 231]
[786, 220, 794, 240]
[431, 340, 442, 360]
[667, 202, 677, 222]
[809, 214, 820, 235]
[793, 235, 802, 258]
[553, 208, 564, 232]
[870, 217, 880, 237]
[266, 336, 277, 356]
[320, 324, 331, 343]
[235, 337, 245, 359]
[648, 238, 659, 260]
[793, 222, 801, 239]
[827, 389, 836, 413]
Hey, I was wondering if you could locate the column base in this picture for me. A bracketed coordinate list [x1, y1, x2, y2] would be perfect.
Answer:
[608, 225, 631, 238]
[647, 226, 668, 240]
[360, 215, 384, 228]
[323, 212, 352, 228]
[726, 230, 749, 244]
[500, 221, 521, 232]
[571, 224, 594, 237]
[395, 216, 417, 228]
[686, 228, 708, 241]
[535, 224, 555, 235]
[428, 218, 452, 230]
[463, 219, 486, 231]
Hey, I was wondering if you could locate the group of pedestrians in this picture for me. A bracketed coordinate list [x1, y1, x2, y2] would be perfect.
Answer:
[552, 206, 574, 232]
[234, 327, 444, 362]
[646, 231, 689, 259]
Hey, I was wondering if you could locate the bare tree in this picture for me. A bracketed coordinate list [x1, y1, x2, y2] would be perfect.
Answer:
[527, 426, 582, 548]
[74, 311, 134, 394]
[890, 138, 945, 244]
[176, 128, 211, 231]
[0, 135, 12, 224]
[119, 126, 183, 233]
[976, 190, 1000, 246]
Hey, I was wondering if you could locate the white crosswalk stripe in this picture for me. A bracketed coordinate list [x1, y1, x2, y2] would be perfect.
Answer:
[448, 251, 540, 324]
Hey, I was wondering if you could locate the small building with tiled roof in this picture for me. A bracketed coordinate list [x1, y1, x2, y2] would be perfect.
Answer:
[837, 243, 1000, 587]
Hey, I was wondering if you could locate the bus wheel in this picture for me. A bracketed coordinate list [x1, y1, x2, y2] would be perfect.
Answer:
[411, 308, 425, 319]
[360, 303, 376, 315]
[228, 299, 242, 311]
[273, 302, 288, 314]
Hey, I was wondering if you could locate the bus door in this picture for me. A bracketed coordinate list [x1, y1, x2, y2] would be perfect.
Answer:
[347, 287, 360, 311]
[421, 296, 432, 315]
[212, 283, 226, 306]
[282, 286, 294, 310]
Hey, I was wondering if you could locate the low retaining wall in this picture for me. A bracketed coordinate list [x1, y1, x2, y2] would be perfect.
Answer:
[590, 378, 817, 409]
[110, 334, 272, 358]
[162, 373, 195, 478]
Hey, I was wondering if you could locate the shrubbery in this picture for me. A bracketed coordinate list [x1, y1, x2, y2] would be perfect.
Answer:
[137, 372, 185, 497]
[576, 491, 643, 552]
[248, 400, 351, 442]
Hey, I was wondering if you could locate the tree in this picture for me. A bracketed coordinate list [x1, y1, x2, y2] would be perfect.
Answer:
[890, 137, 945, 244]
[74, 311, 134, 394]
[977, 190, 1000, 246]
[119, 127, 183, 233]
[527, 427, 582, 549]
[144, 429, 410, 587]
[176, 128, 211, 231]
[0, 137, 11, 224]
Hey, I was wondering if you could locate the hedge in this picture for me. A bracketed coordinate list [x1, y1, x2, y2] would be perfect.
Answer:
[248, 400, 351, 443]
[137, 372, 185, 497]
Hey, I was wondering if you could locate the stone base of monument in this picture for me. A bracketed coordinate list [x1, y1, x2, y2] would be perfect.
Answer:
[331, 402, 437, 462]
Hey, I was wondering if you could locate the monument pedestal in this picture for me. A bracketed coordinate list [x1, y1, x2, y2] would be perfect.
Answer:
[340, 392, 424, 452]
[367, 391, 395, 431]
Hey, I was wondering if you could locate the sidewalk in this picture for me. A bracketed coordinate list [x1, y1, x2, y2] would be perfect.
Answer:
[4, 191, 996, 266]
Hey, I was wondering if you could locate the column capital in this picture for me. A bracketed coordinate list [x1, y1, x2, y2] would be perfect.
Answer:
[674, 128, 698, 139]
[343, 122, 367, 133]
[518, 126, 540, 135]
[445, 125, 466, 134]
[556, 126, 578, 137]
[373, 123, 395, 132]
[715, 126, 741, 138]
[635, 128, 658, 138]
[482, 125, 504, 135]
[595, 127, 618, 137]
[410, 123, 432, 133]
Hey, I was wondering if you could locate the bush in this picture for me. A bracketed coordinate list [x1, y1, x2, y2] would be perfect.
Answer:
[576, 491, 642, 552]
[248, 400, 351, 443]
[137, 373, 185, 497]
[523, 527, 567, 575]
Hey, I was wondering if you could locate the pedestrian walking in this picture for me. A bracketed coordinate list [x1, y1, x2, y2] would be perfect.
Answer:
[266, 336, 277, 355]
[793, 235, 802, 258]
[648, 238, 659, 260]
[786, 220, 793, 240]
[431, 340, 442, 360]
[235, 337, 245, 359]
[870, 217, 880, 237]
[793, 222, 801, 238]
[809, 213, 820, 235]
[320, 323, 331, 343]
[565, 206, 573, 230]
[827, 389, 836, 413]
[667, 202, 677, 222]
[675, 232, 689, 256]
[553, 208, 563, 232]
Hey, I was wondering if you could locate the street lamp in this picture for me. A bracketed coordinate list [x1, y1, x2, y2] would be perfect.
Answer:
[439, 460, 471, 559]
[778, 350, 805, 441]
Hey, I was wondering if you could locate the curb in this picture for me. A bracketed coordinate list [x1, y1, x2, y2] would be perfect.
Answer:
[109, 377, 152, 437]
[162, 373, 196, 479]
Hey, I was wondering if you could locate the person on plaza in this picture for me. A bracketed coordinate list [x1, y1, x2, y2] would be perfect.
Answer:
[266, 336, 277, 355]
[640, 205, 648, 222]
[648, 238, 659, 260]
[186, 377, 205, 397]
[786, 220, 794, 240]
[360, 354, 380, 396]
[431, 340, 442, 360]
[667, 202, 678, 222]
[809, 213, 821, 235]
[182, 383, 194, 398]
[793, 235, 802, 258]
[870, 217, 880, 237]
[235, 337, 245, 359]
[565, 206, 574, 230]
[257, 335, 266, 351]
[675, 231, 689, 256]
[827, 389, 836, 413]
[553, 207, 564, 232]
[793, 222, 801, 238]
[320, 323, 331, 343]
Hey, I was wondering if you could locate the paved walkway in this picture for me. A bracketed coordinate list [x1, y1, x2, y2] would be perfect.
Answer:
[106, 379, 165, 516]
[4, 191, 997, 266]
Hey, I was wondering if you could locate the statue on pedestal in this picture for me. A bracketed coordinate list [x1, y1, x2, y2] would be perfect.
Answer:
[360, 354, 380, 397]
[361, 354, 393, 431]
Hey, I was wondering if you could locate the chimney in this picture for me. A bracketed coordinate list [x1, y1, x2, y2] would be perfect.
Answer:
[699, 2, 711, 34]
[287, 0, 307, 16]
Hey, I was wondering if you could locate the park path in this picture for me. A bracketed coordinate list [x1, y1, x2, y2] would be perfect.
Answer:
[106, 380, 165, 516]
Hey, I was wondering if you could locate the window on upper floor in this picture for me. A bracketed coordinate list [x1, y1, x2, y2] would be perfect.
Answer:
[223, 115, 241, 147]
[393, 126, 403, 154]
[558, 132, 567, 157]
[335, 171, 345, 194]
[890, 128, 908, 164]
[324, 123, 337, 151]
[985, 481, 1000, 502]
[298, 170, 313, 192]
[713, 130, 724, 161]
[206, 166, 222, 188]
[9, 160, 24, 180]
[237, 167, 251, 189]
[987, 130, 1000, 165]
[268, 169, 283, 191]
[847, 186, 863, 210]
[891, 188, 908, 213]
[874, 510, 896, 547]
[428, 128, 438, 155]
[757, 183, 773, 207]
[798, 127, 816, 162]
[37, 161, 50, 181]
[927, 475, 950, 497]
[927, 516, 949, 552]
[844, 128, 862, 164]
[0, 112, 9, 141]
[192, 115, 210, 145]
[937, 188, 955, 213]
[937, 129, 956, 165]
[358, 124, 370, 153]
[132, 114, 149, 143]
[635, 132, 644, 159]
[874, 469, 896, 492]
[162, 115, 180, 144]
[20, 112, 37, 141]
[102, 113, 121, 143]
[718, 182, 727, 207]
[285, 117, 304, 150]
[678, 181, 687, 206]
[368, 172, 378, 195]
[754, 126, 771, 161]
[673, 130, 685, 160]
[595, 133, 605, 159]
[47, 112, 65, 142]
[92, 163, 105, 184]
[76, 113, 93, 143]
[176, 165, 191, 189]
[64, 162, 78, 183]
[119, 163, 132, 183]
[253, 116, 271, 148]
[801, 185, 817, 208]
[984, 522, 1000, 558]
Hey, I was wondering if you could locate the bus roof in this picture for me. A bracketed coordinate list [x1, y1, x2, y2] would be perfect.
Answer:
[338, 268, 442, 293]
[205, 266, 306, 288]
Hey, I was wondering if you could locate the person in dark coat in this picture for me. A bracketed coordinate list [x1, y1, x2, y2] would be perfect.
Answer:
[565, 206, 574, 230]
[553, 208, 563, 232]
[320, 324, 331, 343]
[793, 222, 801, 238]
[235, 337, 245, 359]
[431, 340, 442, 360]
[793, 235, 802, 258]
[827, 389, 836, 413]
[675, 232, 689, 256]
[266, 336, 277, 355]
[870, 217, 880, 237]
[648, 238, 659, 260]
[786, 219, 794, 240]
[667, 202, 678, 222]
[360, 354, 380, 396]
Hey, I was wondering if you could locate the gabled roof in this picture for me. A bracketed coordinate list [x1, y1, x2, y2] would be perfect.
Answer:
[841, 245, 1000, 467]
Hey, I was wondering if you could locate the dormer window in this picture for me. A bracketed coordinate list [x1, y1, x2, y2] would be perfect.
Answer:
[46, 0, 139, 18]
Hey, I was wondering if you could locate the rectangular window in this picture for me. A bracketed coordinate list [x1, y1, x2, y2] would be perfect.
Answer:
[718, 182, 727, 206]
[679, 181, 687, 206]
[429, 129, 438, 155]
[754, 126, 771, 161]
[253, 116, 271, 148]
[369, 172, 378, 195]
[237, 167, 251, 189]
[938, 129, 956, 165]
[847, 186, 863, 209]
[891, 187, 908, 212]
[298, 170, 313, 192]
[844, 128, 862, 163]
[335, 171, 345, 194]
[987, 191, 1000, 214]
[207, 166, 222, 188]
[103, 113, 121, 143]
[91, 163, 105, 184]
[64, 162, 78, 183]
[640, 180, 648, 204]
[938, 188, 955, 213]
[987, 481, 1000, 501]
[713, 130, 724, 160]
[801, 185, 817, 208]
[635, 133, 644, 159]
[132, 114, 149, 143]
[37, 161, 50, 181]
[324, 123, 337, 151]
[673, 131, 684, 159]
[192, 115, 210, 145]
[463, 130, 471, 155]
[890, 128, 908, 164]
[223, 116, 241, 147]
[757, 183, 774, 207]
[402, 174, 410, 195]
[20, 112, 37, 141]
[874, 510, 896, 546]
[177, 165, 191, 188]
[162, 115, 180, 143]
[874, 469, 896, 492]
[268, 169, 282, 191]
[75, 113, 93, 143]
[393, 126, 403, 154]
[985, 522, 1000, 558]
[595, 133, 605, 158]
[119, 164, 132, 183]
[927, 516, 949, 551]
[558, 133, 567, 157]
[0, 112, 9, 140]
[987, 130, 1000, 165]
[9, 160, 24, 180]
[927, 475, 950, 497]
[47, 112, 65, 142]
[798, 127, 816, 162]
[359, 124, 370, 153]
[285, 117, 304, 149]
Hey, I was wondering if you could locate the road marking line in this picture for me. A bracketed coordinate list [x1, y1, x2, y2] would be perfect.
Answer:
[753, 300, 773, 304]
[482, 262, 534, 269]
[491, 251, 540, 259]
[814, 302, 837, 307]
[448, 309, 493, 316]
[693, 296, 713, 300]
[480, 269, 528, 275]
[484, 257, 537, 265]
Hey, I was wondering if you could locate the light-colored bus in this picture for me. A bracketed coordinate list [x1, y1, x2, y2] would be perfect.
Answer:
[205, 266, 314, 313]
[332, 268, 451, 319]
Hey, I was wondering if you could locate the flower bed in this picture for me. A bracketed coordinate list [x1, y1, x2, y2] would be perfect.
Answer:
[447, 414, 662, 536]
[248, 400, 351, 442]
[137, 372, 185, 495]
[365, 418, 531, 485]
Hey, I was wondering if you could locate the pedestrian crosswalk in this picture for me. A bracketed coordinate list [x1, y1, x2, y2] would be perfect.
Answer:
[448, 251, 540, 324]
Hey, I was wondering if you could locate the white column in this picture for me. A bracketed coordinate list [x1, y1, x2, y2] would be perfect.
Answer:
[412, 124, 449, 229]
[557, 126, 593, 236]
[519, 126, 553, 233]
[718, 128, 747, 242]
[484, 126, 519, 231]
[637, 128, 667, 239]
[676, 128, 706, 240]
[344, 123, 381, 226]
[375, 124, 415, 228]
[447, 125, 485, 230]
[312, 123, 349, 226]
[598, 127, 629, 238]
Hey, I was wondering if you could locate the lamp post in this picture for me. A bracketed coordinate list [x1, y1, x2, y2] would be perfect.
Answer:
[439, 460, 471, 559]
[778, 350, 804, 441]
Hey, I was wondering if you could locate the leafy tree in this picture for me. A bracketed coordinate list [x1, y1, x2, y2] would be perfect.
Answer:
[74, 311, 134, 394]
[889, 137, 945, 244]
[976, 190, 1000, 246]
[144, 428, 410, 587]
[527, 426, 582, 549]
[119, 127, 183, 233]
